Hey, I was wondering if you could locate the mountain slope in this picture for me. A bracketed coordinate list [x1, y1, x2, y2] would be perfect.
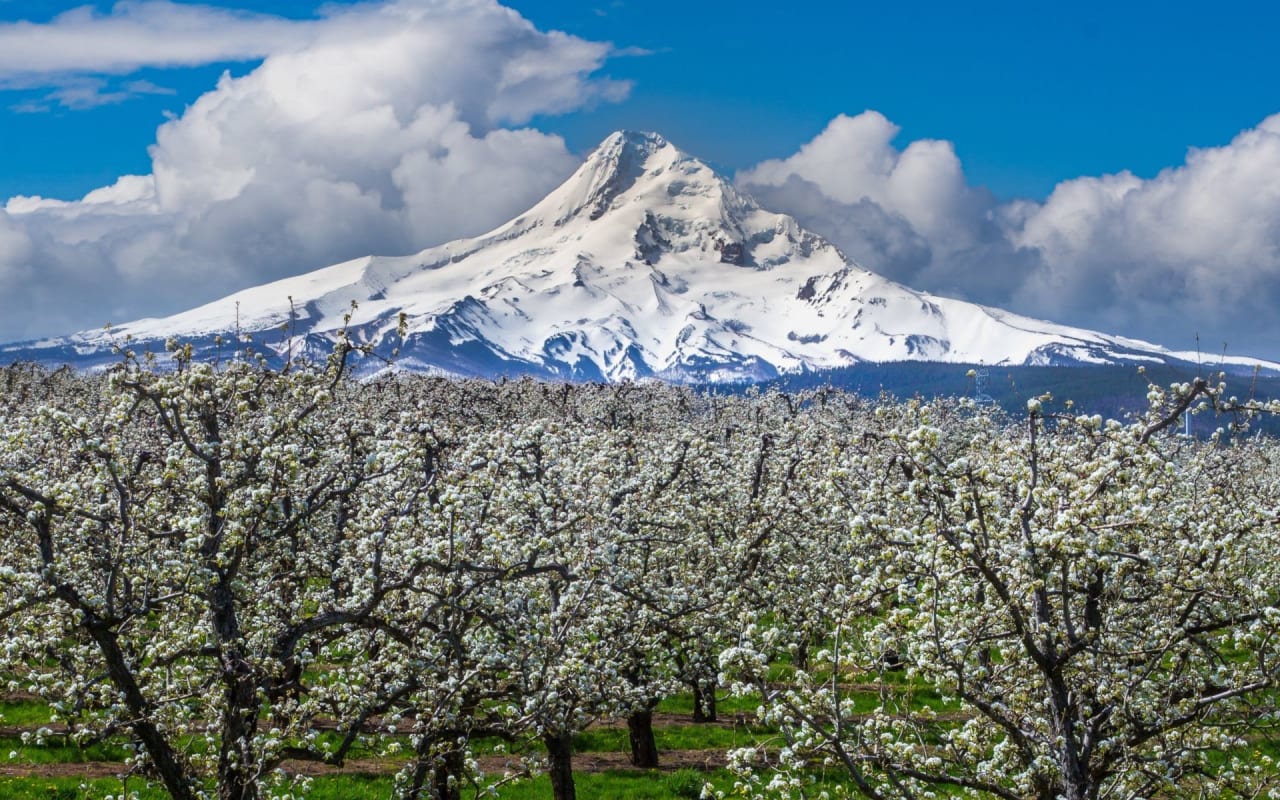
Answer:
[5, 131, 1274, 380]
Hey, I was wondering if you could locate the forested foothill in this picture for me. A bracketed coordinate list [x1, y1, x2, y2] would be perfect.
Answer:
[764, 360, 1280, 437]
[1, 343, 1279, 800]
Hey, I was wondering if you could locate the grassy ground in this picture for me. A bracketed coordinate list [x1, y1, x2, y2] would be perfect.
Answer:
[0, 688, 768, 798]
[0, 775, 399, 800]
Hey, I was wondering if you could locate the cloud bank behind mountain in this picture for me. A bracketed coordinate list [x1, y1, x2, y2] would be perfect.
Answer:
[741, 111, 1280, 358]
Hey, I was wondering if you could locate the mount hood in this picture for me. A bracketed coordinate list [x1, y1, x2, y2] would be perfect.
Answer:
[4, 131, 1268, 381]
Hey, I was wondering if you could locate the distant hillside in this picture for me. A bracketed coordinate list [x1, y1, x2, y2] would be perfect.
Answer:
[759, 362, 1280, 436]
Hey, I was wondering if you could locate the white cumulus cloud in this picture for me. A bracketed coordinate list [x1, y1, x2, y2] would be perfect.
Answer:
[1014, 114, 1280, 321]
[0, 1, 321, 78]
[742, 112, 987, 255]
[1, 0, 628, 341]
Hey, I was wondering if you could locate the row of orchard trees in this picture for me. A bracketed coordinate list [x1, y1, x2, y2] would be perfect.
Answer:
[723, 383, 1280, 800]
[1, 348, 1279, 800]
[0, 348, 831, 800]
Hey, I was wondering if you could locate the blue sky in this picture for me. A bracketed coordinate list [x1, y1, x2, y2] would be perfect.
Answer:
[4, 0, 1277, 201]
[1, 0, 1279, 358]
[514, 0, 1280, 198]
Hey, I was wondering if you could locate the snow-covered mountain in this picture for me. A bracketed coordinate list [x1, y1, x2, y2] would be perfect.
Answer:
[5, 131, 1274, 380]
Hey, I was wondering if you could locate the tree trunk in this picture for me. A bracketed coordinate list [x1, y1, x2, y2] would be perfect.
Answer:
[544, 731, 576, 800]
[401, 684, 477, 800]
[217, 654, 262, 800]
[210, 573, 261, 800]
[433, 744, 465, 800]
[691, 678, 717, 723]
[401, 737, 466, 800]
[794, 637, 810, 671]
[627, 708, 659, 768]
[203, 445, 261, 800]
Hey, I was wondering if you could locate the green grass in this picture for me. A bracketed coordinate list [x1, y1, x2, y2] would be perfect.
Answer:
[0, 775, 400, 800]
[481, 768, 733, 799]
[0, 700, 55, 727]
[656, 692, 760, 716]
[656, 724, 775, 752]
[0, 777, 169, 800]
[1, 735, 132, 764]
[295, 775, 398, 799]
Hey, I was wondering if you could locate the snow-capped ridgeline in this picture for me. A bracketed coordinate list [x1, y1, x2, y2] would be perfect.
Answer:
[6, 131, 1272, 380]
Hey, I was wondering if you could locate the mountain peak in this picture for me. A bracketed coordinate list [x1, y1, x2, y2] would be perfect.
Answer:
[597, 129, 670, 157]
[535, 130, 684, 225]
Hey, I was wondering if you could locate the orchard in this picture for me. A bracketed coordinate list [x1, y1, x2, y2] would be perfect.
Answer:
[1, 346, 1278, 800]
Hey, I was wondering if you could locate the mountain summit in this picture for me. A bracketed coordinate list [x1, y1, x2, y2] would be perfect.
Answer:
[4, 131, 1266, 380]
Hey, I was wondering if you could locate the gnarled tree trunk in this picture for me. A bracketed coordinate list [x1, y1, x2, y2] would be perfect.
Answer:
[691, 678, 717, 723]
[544, 731, 576, 800]
[627, 706, 659, 767]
